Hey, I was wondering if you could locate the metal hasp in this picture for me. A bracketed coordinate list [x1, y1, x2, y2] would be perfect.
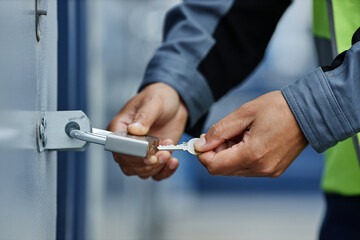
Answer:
[36, 111, 160, 158]
[37, 111, 91, 152]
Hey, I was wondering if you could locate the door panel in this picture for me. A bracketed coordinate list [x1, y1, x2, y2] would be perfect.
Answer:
[0, 0, 57, 239]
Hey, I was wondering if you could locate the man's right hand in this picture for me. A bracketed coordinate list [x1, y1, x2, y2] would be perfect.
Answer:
[107, 83, 188, 181]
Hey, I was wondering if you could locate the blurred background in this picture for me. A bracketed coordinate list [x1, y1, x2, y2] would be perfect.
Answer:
[85, 0, 324, 239]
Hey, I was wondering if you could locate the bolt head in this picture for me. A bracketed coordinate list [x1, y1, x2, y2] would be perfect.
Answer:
[43, 135, 48, 146]
[39, 124, 45, 137]
[42, 118, 47, 128]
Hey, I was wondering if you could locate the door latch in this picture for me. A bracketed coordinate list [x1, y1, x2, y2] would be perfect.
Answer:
[35, 0, 47, 41]
[36, 111, 159, 158]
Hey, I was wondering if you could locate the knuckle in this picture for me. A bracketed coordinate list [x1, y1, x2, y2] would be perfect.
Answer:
[153, 169, 174, 181]
[259, 165, 276, 176]
[113, 154, 122, 163]
[139, 176, 150, 180]
[152, 176, 163, 182]
[239, 102, 249, 111]
[151, 95, 162, 105]
[144, 166, 158, 175]
[135, 111, 147, 121]
[207, 164, 220, 176]
[250, 147, 266, 161]
[143, 95, 162, 110]
[144, 166, 153, 172]
[270, 171, 282, 178]
[121, 168, 133, 176]
[252, 152, 264, 162]
[239, 102, 253, 115]
[210, 123, 223, 138]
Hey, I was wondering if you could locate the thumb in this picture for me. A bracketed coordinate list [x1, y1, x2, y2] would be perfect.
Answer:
[194, 110, 250, 152]
[128, 98, 163, 135]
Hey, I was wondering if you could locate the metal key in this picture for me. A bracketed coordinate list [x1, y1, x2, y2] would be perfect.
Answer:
[157, 138, 200, 155]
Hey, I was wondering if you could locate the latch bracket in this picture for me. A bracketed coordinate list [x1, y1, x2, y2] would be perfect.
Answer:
[36, 111, 91, 152]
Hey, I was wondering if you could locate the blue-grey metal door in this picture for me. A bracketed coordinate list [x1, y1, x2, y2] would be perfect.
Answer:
[0, 0, 58, 239]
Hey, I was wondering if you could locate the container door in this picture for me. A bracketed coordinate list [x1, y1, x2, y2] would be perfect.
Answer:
[0, 0, 58, 239]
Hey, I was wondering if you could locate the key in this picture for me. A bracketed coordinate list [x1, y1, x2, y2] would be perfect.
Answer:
[157, 138, 200, 155]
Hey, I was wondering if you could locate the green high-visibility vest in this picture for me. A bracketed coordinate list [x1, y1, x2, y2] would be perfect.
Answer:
[313, 0, 360, 196]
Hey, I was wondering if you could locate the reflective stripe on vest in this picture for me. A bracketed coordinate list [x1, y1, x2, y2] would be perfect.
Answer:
[313, 0, 360, 196]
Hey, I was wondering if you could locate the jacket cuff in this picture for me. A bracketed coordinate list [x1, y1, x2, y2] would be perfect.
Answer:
[139, 52, 214, 128]
[282, 68, 355, 153]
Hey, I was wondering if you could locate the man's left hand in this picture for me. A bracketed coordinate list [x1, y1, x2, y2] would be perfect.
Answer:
[194, 91, 308, 178]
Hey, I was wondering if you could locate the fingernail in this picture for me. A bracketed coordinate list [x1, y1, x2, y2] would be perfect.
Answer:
[144, 155, 157, 165]
[169, 160, 178, 170]
[129, 122, 146, 131]
[158, 155, 167, 164]
[194, 135, 206, 149]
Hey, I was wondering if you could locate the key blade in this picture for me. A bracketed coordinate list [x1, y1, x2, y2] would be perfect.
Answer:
[157, 138, 200, 155]
[157, 143, 187, 152]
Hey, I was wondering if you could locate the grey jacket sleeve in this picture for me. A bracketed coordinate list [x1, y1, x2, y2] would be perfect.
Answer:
[140, 0, 234, 127]
[282, 28, 360, 153]
[140, 0, 291, 131]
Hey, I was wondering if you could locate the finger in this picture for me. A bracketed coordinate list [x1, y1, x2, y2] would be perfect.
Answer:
[144, 155, 158, 165]
[113, 138, 172, 170]
[152, 158, 179, 181]
[139, 176, 150, 180]
[194, 109, 251, 152]
[198, 142, 248, 176]
[128, 97, 163, 135]
[209, 138, 237, 153]
[107, 100, 138, 132]
[120, 164, 164, 177]
[197, 150, 216, 168]
[156, 151, 171, 164]
[156, 138, 174, 164]
[113, 153, 148, 168]
[215, 142, 228, 152]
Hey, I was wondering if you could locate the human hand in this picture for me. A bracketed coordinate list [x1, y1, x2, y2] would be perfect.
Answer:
[194, 91, 308, 177]
[107, 83, 188, 180]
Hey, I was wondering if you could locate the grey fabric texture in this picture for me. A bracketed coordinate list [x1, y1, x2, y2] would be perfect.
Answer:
[282, 42, 360, 153]
[140, 0, 233, 127]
